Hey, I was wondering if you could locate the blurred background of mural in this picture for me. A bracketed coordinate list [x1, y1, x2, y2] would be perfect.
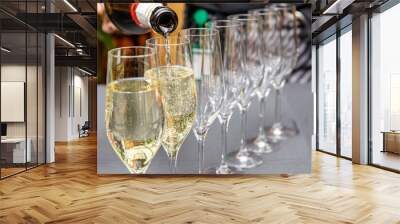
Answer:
[97, 3, 311, 84]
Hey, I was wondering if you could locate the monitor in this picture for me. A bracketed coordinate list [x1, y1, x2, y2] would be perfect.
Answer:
[1, 123, 7, 137]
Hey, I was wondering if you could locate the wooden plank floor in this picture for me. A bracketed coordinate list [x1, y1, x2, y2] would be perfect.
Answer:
[1, 135, 400, 224]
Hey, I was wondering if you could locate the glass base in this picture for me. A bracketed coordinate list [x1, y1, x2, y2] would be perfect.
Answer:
[204, 164, 241, 174]
[266, 122, 299, 143]
[246, 136, 274, 154]
[226, 150, 263, 169]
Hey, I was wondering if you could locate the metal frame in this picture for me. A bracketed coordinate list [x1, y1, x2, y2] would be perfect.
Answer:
[25, 2, 28, 172]
[336, 21, 341, 157]
[367, 11, 373, 166]
[36, 1, 39, 167]
[0, 15, 2, 179]
[44, 0, 47, 165]
[316, 44, 319, 151]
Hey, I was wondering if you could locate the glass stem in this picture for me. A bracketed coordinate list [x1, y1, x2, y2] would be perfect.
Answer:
[169, 156, 176, 174]
[258, 95, 267, 139]
[219, 115, 232, 168]
[239, 108, 248, 153]
[197, 135, 206, 174]
[274, 89, 282, 123]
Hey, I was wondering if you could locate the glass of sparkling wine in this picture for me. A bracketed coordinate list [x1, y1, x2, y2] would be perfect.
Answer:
[106, 46, 164, 174]
[145, 35, 197, 174]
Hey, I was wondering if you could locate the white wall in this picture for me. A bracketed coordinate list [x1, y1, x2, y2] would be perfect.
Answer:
[55, 66, 69, 141]
[78, 72, 89, 138]
[1, 65, 41, 137]
[54, 67, 89, 141]
[1, 65, 26, 139]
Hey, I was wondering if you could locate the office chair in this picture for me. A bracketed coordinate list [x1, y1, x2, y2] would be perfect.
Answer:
[78, 121, 90, 138]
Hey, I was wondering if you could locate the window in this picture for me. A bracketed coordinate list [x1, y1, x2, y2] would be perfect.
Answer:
[317, 35, 337, 154]
[370, 2, 400, 171]
[339, 27, 352, 158]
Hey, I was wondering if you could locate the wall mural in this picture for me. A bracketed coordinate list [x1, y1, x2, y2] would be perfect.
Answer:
[97, 3, 313, 175]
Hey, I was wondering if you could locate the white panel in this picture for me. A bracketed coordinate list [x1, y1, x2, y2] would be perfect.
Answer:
[46, 31, 55, 163]
[1, 82, 25, 122]
[352, 14, 369, 164]
[11, 139, 32, 163]
[75, 87, 81, 118]
[71, 86, 81, 138]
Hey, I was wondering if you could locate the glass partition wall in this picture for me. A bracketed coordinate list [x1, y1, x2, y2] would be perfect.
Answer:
[317, 35, 337, 155]
[370, 2, 400, 171]
[339, 27, 352, 159]
[316, 25, 352, 159]
[0, 1, 46, 179]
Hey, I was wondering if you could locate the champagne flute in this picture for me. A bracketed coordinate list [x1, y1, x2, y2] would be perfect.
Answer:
[106, 46, 164, 174]
[205, 20, 243, 174]
[247, 8, 281, 153]
[226, 14, 264, 169]
[267, 5, 301, 142]
[145, 35, 197, 174]
[179, 28, 224, 174]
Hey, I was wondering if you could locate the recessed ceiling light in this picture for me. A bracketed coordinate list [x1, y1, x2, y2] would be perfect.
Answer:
[54, 34, 75, 48]
[1, 47, 11, 53]
[322, 0, 354, 15]
[78, 67, 93, 76]
[63, 0, 78, 12]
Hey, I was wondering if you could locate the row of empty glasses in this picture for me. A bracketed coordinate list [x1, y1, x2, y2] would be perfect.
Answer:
[105, 4, 303, 174]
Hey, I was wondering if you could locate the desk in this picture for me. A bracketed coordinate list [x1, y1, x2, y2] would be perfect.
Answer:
[382, 131, 400, 154]
[1, 138, 31, 163]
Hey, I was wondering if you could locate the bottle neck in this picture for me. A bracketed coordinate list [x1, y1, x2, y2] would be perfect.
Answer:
[129, 3, 141, 27]
[130, 3, 163, 29]
[150, 6, 178, 37]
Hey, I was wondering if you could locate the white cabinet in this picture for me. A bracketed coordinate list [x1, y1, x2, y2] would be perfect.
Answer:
[1, 138, 32, 163]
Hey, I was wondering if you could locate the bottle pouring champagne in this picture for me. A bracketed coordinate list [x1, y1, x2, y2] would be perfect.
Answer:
[104, 2, 178, 37]
[105, 4, 198, 173]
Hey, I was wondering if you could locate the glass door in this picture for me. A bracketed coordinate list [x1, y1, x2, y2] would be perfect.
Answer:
[1, 30, 28, 178]
[339, 26, 352, 158]
[317, 35, 337, 155]
[0, 0, 47, 179]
